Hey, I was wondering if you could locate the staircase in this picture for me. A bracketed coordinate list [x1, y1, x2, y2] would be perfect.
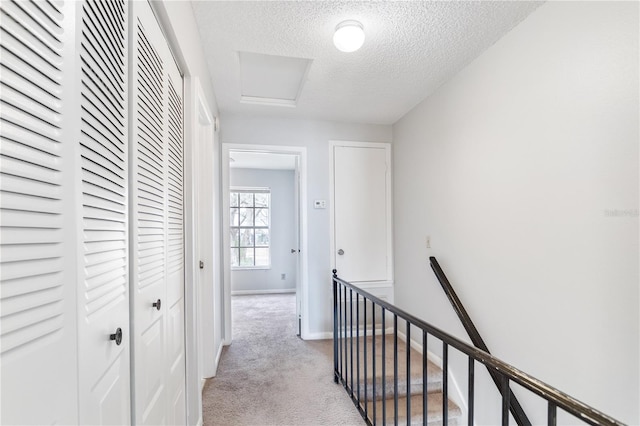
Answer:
[345, 335, 462, 425]
[333, 266, 626, 426]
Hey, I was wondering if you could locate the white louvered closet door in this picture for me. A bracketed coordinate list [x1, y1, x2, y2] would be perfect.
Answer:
[0, 1, 79, 423]
[76, 0, 132, 424]
[130, 1, 185, 424]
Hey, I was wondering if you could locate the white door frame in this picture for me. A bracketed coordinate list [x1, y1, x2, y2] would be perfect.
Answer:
[194, 79, 219, 382]
[182, 73, 205, 426]
[221, 144, 309, 341]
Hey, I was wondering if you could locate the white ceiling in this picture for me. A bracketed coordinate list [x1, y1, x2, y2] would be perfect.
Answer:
[192, 1, 541, 125]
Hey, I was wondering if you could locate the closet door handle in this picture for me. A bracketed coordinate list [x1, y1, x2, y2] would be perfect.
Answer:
[110, 328, 123, 346]
[153, 299, 162, 311]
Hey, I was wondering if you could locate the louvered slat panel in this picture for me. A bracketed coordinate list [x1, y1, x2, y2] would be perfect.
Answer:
[80, 0, 127, 319]
[0, 0, 65, 356]
[77, 1, 130, 424]
[1, 1, 79, 423]
[136, 18, 165, 291]
[167, 76, 183, 274]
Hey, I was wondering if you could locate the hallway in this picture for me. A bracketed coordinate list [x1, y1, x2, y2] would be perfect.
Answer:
[1, 1, 637, 424]
[202, 294, 364, 425]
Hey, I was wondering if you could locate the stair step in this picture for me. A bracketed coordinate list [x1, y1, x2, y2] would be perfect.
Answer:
[340, 335, 460, 424]
[365, 392, 462, 426]
[352, 375, 441, 401]
[343, 335, 443, 399]
[343, 335, 442, 399]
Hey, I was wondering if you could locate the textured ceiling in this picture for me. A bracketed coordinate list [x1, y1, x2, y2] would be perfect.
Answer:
[192, 1, 542, 125]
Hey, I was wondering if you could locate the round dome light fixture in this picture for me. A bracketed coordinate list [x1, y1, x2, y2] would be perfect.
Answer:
[333, 20, 365, 53]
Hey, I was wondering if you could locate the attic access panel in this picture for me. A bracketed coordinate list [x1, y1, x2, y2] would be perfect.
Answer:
[238, 51, 312, 107]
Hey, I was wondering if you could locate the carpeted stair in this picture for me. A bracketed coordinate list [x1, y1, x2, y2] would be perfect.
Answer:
[343, 335, 462, 425]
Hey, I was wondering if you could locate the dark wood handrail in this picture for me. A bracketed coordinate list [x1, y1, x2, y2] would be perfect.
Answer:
[430, 256, 531, 426]
[332, 271, 625, 426]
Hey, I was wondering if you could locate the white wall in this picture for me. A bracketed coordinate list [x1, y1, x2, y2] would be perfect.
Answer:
[221, 114, 392, 336]
[151, 3, 222, 425]
[230, 168, 297, 293]
[393, 2, 639, 424]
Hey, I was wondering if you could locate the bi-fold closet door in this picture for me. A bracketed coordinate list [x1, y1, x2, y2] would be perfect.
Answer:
[0, 0, 185, 424]
[1, 0, 132, 424]
[0, 1, 84, 424]
[77, 0, 132, 423]
[129, 1, 186, 425]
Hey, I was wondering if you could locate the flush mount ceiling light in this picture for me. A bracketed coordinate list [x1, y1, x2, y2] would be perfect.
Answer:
[333, 20, 365, 53]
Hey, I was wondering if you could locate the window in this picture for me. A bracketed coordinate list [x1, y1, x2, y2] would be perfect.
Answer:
[230, 189, 270, 268]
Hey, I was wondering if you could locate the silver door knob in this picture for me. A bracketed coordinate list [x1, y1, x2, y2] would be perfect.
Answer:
[291, 249, 297, 253]
[337, 249, 344, 255]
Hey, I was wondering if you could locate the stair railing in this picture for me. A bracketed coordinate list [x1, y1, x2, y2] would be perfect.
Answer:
[332, 269, 625, 426]
[430, 256, 531, 426]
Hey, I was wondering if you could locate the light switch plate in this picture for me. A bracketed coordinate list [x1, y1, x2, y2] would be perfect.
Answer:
[314, 200, 326, 209]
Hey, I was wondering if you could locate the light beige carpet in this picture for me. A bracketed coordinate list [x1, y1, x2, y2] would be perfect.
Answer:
[202, 294, 365, 426]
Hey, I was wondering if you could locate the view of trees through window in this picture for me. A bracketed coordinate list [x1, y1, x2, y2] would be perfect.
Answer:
[230, 189, 270, 267]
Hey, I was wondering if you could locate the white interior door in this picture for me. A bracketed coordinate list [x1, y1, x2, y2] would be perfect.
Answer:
[331, 143, 392, 283]
[0, 1, 79, 423]
[130, 1, 185, 424]
[77, 0, 132, 424]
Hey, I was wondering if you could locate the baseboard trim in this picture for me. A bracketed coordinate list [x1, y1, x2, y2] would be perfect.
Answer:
[303, 331, 333, 340]
[231, 289, 296, 296]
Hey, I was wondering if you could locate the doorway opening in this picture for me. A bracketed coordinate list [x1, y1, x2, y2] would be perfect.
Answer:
[222, 144, 308, 343]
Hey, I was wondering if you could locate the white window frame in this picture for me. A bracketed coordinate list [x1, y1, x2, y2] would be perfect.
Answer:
[230, 186, 272, 270]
